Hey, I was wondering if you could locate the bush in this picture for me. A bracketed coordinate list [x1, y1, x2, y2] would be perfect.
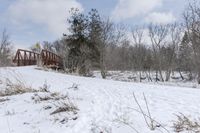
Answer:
[173, 114, 200, 132]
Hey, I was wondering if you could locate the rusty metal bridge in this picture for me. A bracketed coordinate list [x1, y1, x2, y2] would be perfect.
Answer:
[13, 49, 63, 69]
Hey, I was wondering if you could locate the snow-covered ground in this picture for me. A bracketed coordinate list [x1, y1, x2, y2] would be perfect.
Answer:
[0, 66, 200, 133]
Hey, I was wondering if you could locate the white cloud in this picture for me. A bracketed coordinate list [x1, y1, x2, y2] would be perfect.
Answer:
[6, 0, 83, 37]
[112, 0, 162, 21]
[145, 12, 176, 24]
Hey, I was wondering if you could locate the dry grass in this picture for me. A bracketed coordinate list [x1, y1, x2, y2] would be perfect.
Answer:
[0, 70, 39, 96]
[0, 78, 38, 97]
[125, 92, 170, 133]
[68, 83, 79, 90]
[50, 102, 78, 115]
[173, 113, 200, 132]
[50, 95, 78, 115]
[32, 92, 67, 103]
[0, 76, 51, 97]
[39, 80, 50, 92]
[91, 121, 112, 133]
[0, 98, 9, 102]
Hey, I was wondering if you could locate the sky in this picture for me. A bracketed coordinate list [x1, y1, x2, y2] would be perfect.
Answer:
[0, 0, 189, 49]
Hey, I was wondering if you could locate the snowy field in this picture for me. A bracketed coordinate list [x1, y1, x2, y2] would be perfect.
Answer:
[0, 66, 200, 133]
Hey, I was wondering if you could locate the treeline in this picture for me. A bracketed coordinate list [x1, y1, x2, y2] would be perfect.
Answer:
[32, 1, 200, 83]
[1, 1, 200, 83]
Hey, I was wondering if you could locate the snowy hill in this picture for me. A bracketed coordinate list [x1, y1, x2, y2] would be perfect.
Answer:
[0, 66, 200, 133]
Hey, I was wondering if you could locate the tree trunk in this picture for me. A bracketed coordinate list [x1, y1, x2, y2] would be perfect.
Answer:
[100, 62, 106, 79]
[178, 69, 184, 80]
[165, 70, 171, 81]
[159, 69, 164, 82]
[145, 70, 152, 82]
[100, 51, 106, 79]
[198, 71, 200, 84]
[139, 71, 142, 82]
[155, 70, 159, 82]
[148, 70, 152, 82]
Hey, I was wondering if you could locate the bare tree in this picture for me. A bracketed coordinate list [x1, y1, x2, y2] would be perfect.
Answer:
[99, 18, 114, 78]
[164, 23, 182, 81]
[183, 0, 200, 83]
[94, 18, 126, 78]
[148, 24, 169, 82]
[43, 41, 54, 52]
[52, 39, 70, 71]
[131, 26, 147, 82]
[0, 29, 13, 67]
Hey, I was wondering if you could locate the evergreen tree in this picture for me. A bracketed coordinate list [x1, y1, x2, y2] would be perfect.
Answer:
[178, 32, 194, 72]
[67, 8, 89, 75]
[88, 9, 103, 75]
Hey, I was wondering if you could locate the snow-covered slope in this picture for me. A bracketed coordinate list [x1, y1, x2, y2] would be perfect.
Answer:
[0, 66, 200, 133]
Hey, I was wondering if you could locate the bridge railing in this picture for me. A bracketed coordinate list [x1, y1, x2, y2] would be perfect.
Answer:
[41, 49, 62, 66]
[13, 49, 40, 66]
[13, 49, 62, 68]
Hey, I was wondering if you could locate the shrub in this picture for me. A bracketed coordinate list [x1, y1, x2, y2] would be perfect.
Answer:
[173, 114, 200, 132]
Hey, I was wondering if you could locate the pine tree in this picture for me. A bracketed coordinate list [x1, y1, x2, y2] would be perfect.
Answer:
[67, 8, 89, 75]
[178, 32, 194, 72]
[88, 9, 105, 77]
